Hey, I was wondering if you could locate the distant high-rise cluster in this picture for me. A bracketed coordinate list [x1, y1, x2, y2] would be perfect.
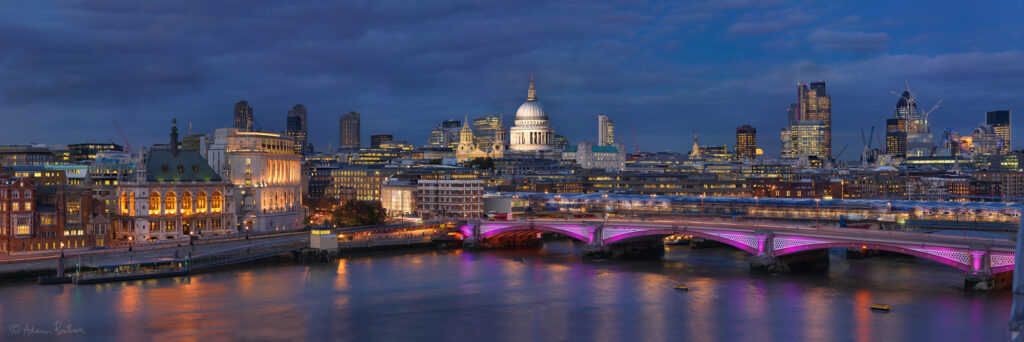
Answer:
[781, 82, 831, 161]
[891, 90, 934, 157]
[598, 115, 614, 146]
[286, 104, 311, 155]
[735, 125, 756, 160]
[234, 100, 254, 132]
[340, 111, 360, 149]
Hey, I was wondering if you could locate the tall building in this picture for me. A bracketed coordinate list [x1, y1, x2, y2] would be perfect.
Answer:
[510, 75, 556, 152]
[339, 111, 360, 149]
[234, 101, 254, 132]
[783, 82, 831, 160]
[885, 118, 908, 157]
[735, 125, 756, 159]
[286, 104, 310, 155]
[972, 124, 1001, 156]
[598, 115, 614, 146]
[472, 115, 501, 150]
[893, 89, 934, 157]
[370, 134, 393, 149]
[204, 128, 304, 232]
[67, 143, 123, 162]
[986, 110, 1011, 154]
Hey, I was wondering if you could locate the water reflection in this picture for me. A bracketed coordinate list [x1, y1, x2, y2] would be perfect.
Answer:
[0, 241, 1012, 341]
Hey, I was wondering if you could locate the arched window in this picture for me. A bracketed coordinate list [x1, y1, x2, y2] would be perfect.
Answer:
[165, 191, 177, 215]
[130, 192, 136, 214]
[211, 190, 223, 213]
[181, 191, 192, 216]
[120, 191, 129, 215]
[197, 191, 207, 214]
[149, 191, 161, 216]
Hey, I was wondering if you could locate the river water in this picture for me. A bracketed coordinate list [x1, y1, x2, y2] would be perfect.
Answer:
[0, 240, 1012, 341]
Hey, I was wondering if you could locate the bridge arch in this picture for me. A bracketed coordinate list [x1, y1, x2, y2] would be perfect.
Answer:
[773, 242, 972, 273]
[479, 224, 593, 243]
[603, 229, 759, 255]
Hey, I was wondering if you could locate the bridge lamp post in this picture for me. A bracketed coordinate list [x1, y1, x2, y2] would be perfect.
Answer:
[815, 198, 820, 228]
[699, 194, 706, 219]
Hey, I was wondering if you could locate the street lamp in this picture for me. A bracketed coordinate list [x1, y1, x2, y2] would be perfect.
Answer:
[699, 193, 706, 219]
[128, 236, 134, 262]
[814, 198, 821, 228]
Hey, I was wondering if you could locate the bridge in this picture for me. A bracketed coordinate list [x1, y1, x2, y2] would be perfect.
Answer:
[459, 219, 1017, 291]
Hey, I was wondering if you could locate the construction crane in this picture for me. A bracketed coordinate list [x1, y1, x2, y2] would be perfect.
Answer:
[922, 99, 943, 121]
[836, 144, 849, 160]
[113, 120, 134, 154]
[630, 126, 639, 154]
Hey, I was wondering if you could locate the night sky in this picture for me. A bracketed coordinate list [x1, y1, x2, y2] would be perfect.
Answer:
[2, 1, 1022, 159]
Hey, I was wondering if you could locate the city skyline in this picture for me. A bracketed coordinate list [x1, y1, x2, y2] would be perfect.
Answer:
[0, 1, 1022, 158]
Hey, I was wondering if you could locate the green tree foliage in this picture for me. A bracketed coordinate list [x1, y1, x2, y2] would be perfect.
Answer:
[465, 157, 494, 169]
[331, 200, 385, 227]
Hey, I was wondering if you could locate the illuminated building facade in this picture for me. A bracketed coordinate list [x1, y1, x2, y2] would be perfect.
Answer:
[892, 90, 934, 157]
[510, 75, 556, 152]
[472, 115, 501, 150]
[886, 118, 908, 157]
[735, 125, 756, 160]
[986, 110, 1011, 155]
[286, 104, 311, 155]
[329, 165, 394, 202]
[562, 142, 626, 171]
[415, 173, 483, 219]
[456, 115, 507, 162]
[598, 115, 614, 146]
[234, 100, 254, 132]
[205, 128, 303, 232]
[115, 121, 236, 242]
[381, 178, 417, 216]
[370, 134, 393, 149]
[340, 111, 361, 149]
[67, 143, 123, 162]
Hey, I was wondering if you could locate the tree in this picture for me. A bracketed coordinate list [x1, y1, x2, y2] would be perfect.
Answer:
[331, 200, 385, 227]
[466, 157, 494, 170]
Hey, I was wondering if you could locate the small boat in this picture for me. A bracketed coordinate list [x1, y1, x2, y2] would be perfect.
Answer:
[870, 304, 891, 311]
[673, 285, 690, 291]
[73, 258, 189, 285]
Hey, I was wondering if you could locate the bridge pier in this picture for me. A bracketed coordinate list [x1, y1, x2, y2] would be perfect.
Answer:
[963, 248, 1010, 292]
[749, 230, 830, 274]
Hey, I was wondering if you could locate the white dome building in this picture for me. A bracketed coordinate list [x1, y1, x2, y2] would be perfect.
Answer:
[509, 75, 556, 152]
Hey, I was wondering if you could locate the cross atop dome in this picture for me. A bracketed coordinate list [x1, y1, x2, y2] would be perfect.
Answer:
[527, 74, 537, 102]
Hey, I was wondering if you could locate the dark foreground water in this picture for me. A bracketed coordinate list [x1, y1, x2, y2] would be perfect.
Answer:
[0, 240, 1013, 341]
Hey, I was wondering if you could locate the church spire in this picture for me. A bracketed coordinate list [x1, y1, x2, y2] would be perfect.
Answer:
[170, 118, 180, 157]
[690, 130, 701, 158]
[527, 74, 537, 102]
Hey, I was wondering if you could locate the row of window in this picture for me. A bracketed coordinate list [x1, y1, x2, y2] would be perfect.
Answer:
[0, 189, 31, 199]
[0, 202, 32, 212]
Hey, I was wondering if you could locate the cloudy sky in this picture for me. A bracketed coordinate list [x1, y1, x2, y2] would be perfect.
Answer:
[1, 0, 1022, 159]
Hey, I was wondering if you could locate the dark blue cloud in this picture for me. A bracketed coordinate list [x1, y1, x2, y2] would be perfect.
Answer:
[0, 0, 1021, 160]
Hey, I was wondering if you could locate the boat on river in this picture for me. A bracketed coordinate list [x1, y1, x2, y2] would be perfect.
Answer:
[72, 258, 190, 285]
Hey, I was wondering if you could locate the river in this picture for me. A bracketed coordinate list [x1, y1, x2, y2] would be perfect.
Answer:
[0, 240, 1012, 341]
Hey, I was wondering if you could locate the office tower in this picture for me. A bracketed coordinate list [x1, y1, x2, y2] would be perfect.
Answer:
[287, 104, 309, 155]
[973, 124, 1001, 156]
[552, 134, 569, 151]
[441, 120, 462, 149]
[986, 110, 1011, 154]
[370, 134, 393, 149]
[426, 126, 446, 148]
[784, 81, 831, 160]
[885, 118, 907, 157]
[234, 100, 254, 131]
[598, 115, 615, 146]
[893, 89, 934, 157]
[735, 125, 756, 159]
[472, 115, 501, 150]
[780, 128, 794, 158]
[340, 111, 361, 149]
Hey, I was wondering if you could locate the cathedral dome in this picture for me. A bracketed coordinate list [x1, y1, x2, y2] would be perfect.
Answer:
[515, 101, 547, 121]
[514, 74, 548, 121]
